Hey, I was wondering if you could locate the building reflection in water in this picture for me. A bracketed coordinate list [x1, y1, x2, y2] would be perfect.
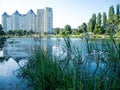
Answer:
[0, 37, 61, 89]
[2, 37, 53, 62]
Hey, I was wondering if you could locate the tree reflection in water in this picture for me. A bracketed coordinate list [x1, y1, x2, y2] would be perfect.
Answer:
[0, 37, 6, 63]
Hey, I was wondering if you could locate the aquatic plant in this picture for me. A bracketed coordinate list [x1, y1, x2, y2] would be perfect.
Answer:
[18, 35, 120, 90]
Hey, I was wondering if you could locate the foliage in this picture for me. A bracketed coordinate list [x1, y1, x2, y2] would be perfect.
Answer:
[0, 24, 5, 36]
[88, 13, 96, 32]
[28, 30, 34, 35]
[54, 28, 61, 35]
[54, 4, 119, 36]
[72, 28, 79, 35]
[64, 25, 72, 34]
[102, 12, 107, 26]
[94, 25, 103, 34]
[96, 12, 101, 26]
[18, 48, 74, 90]
[108, 5, 115, 24]
[18, 35, 120, 90]
[80, 23, 87, 33]
[116, 4, 120, 15]
[106, 24, 116, 35]
[6, 30, 31, 36]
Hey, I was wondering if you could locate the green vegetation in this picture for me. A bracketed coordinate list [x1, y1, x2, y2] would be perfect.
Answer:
[0, 4, 119, 39]
[17, 35, 120, 90]
[0, 24, 5, 37]
[54, 4, 120, 38]
[0, 24, 6, 48]
[6, 30, 32, 37]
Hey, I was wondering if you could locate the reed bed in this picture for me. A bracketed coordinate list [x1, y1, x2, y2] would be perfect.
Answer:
[18, 36, 120, 90]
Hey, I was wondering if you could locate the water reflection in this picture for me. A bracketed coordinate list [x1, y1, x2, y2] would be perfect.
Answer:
[0, 37, 82, 89]
[0, 37, 60, 89]
[0, 37, 40, 89]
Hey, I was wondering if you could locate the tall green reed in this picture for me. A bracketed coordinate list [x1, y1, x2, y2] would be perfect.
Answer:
[18, 35, 120, 90]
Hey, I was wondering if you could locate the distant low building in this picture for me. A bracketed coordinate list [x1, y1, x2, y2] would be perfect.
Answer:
[1, 7, 53, 34]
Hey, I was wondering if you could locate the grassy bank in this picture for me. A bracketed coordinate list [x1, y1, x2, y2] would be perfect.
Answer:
[17, 36, 120, 90]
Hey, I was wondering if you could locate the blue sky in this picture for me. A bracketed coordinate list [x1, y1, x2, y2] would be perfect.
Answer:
[0, 0, 120, 28]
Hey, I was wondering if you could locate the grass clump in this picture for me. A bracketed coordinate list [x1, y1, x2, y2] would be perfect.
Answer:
[18, 35, 120, 90]
[18, 48, 74, 90]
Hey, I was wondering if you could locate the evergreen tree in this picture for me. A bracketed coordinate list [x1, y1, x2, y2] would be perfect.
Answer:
[88, 13, 96, 32]
[116, 4, 120, 15]
[116, 4, 120, 25]
[94, 25, 102, 34]
[96, 12, 102, 26]
[108, 5, 115, 23]
[88, 19, 92, 32]
[64, 25, 72, 34]
[0, 24, 2, 31]
[102, 12, 107, 26]
[77, 26, 83, 33]
[102, 12, 107, 33]
[106, 25, 115, 36]
[0, 24, 5, 36]
[94, 13, 102, 34]
[54, 28, 61, 35]
[92, 13, 96, 28]
[81, 23, 87, 32]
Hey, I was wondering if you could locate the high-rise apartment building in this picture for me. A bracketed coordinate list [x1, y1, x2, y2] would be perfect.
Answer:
[12, 10, 21, 30]
[36, 7, 53, 34]
[26, 9, 36, 32]
[1, 7, 53, 34]
[44, 7, 53, 34]
[36, 9, 44, 34]
[7, 15, 12, 30]
[2, 12, 9, 32]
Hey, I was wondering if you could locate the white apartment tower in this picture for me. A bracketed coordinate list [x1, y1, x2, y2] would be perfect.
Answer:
[44, 7, 53, 34]
[26, 9, 36, 32]
[1, 7, 53, 34]
[36, 9, 44, 34]
[2, 12, 9, 32]
[7, 15, 12, 30]
[12, 10, 21, 30]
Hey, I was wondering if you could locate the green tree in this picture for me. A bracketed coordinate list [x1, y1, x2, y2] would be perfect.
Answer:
[7, 30, 15, 35]
[23, 30, 28, 36]
[88, 19, 92, 32]
[77, 26, 83, 33]
[60, 29, 66, 35]
[81, 23, 87, 32]
[116, 4, 120, 15]
[94, 13, 103, 34]
[102, 12, 107, 33]
[64, 25, 72, 34]
[96, 13, 102, 26]
[0, 24, 5, 36]
[16, 30, 24, 36]
[102, 12, 107, 26]
[88, 13, 96, 32]
[108, 5, 115, 23]
[28, 30, 34, 35]
[106, 25, 115, 36]
[54, 28, 61, 35]
[94, 25, 103, 34]
[72, 28, 79, 35]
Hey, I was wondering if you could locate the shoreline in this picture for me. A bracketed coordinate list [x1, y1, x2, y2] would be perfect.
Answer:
[4, 34, 120, 40]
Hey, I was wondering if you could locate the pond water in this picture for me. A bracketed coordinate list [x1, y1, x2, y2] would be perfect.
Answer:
[0, 37, 85, 90]
[0, 37, 107, 89]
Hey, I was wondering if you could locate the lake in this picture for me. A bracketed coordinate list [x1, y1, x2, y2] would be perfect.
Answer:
[0, 37, 85, 90]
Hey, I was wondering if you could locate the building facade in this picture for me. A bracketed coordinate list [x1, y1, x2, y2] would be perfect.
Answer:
[44, 7, 53, 34]
[36, 9, 44, 34]
[2, 7, 53, 34]
[2, 12, 8, 32]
